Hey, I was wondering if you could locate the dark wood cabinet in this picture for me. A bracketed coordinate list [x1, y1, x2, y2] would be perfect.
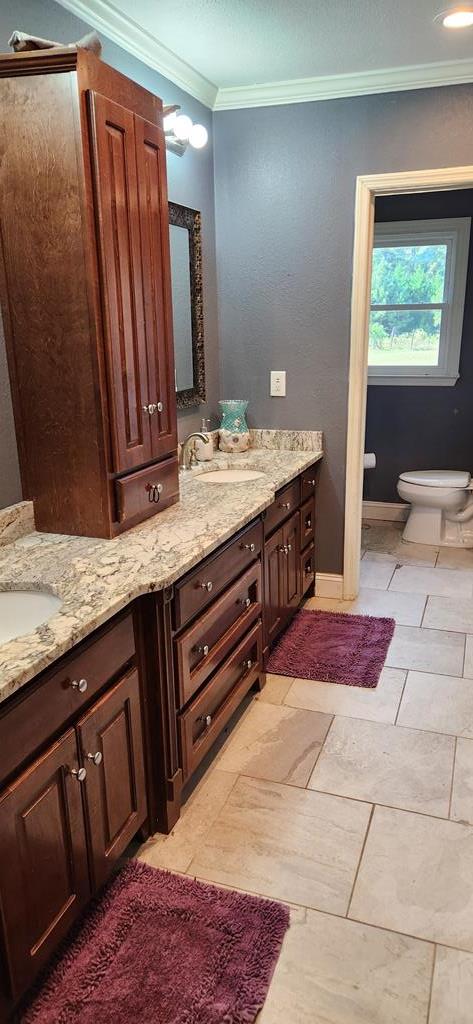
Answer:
[0, 730, 90, 998]
[264, 526, 285, 647]
[77, 668, 147, 889]
[0, 49, 177, 538]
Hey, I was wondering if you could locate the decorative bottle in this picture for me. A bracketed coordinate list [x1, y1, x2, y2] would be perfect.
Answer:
[195, 418, 213, 461]
[218, 400, 250, 453]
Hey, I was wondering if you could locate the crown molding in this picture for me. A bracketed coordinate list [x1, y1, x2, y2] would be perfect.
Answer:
[55, 0, 218, 107]
[213, 56, 473, 110]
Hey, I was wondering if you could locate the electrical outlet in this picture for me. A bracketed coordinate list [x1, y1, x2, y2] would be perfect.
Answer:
[270, 370, 286, 397]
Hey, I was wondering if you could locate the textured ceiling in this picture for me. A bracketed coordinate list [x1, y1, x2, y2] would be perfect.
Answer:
[108, 0, 473, 88]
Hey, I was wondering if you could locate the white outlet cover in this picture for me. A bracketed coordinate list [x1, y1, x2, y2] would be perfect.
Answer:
[270, 370, 286, 396]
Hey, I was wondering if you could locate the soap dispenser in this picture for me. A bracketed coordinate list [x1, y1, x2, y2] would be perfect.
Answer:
[195, 418, 213, 461]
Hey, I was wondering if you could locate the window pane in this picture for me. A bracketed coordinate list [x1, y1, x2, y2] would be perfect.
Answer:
[371, 244, 447, 305]
[368, 309, 442, 367]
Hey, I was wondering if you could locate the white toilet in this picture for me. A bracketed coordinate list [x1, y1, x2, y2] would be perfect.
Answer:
[397, 470, 473, 548]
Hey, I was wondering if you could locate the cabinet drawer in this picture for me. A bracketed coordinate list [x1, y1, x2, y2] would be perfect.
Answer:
[175, 561, 262, 709]
[300, 496, 315, 551]
[173, 519, 263, 631]
[0, 612, 135, 787]
[264, 478, 300, 537]
[301, 541, 316, 596]
[115, 455, 179, 526]
[300, 466, 318, 502]
[179, 621, 263, 780]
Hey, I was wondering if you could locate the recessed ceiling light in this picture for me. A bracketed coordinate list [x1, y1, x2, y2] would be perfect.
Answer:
[435, 5, 473, 27]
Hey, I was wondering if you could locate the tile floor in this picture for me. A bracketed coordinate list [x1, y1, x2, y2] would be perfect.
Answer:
[138, 519, 473, 1022]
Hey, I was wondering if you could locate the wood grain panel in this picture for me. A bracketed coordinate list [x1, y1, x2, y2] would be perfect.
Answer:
[0, 730, 89, 997]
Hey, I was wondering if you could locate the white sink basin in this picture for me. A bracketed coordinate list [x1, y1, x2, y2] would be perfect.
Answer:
[0, 590, 62, 644]
[199, 469, 266, 483]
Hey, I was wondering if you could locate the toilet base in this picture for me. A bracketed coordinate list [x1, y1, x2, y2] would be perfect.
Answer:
[403, 507, 473, 548]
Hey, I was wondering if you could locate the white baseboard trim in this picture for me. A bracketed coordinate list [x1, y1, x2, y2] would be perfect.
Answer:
[363, 500, 409, 523]
[315, 572, 344, 599]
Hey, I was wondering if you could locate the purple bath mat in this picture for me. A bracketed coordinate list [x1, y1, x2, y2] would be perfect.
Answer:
[21, 860, 289, 1024]
[267, 609, 395, 688]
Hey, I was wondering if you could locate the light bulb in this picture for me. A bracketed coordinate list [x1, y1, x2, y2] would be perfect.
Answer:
[189, 123, 208, 149]
[173, 114, 192, 141]
[163, 111, 177, 132]
[438, 6, 473, 26]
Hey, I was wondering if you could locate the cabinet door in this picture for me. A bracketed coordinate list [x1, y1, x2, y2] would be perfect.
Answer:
[77, 668, 147, 889]
[134, 115, 177, 460]
[88, 92, 152, 473]
[0, 730, 89, 998]
[283, 511, 301, 611]
[264, 526, 285, 648]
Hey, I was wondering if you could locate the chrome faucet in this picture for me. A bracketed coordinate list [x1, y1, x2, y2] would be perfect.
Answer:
[180, 432, 210, 470]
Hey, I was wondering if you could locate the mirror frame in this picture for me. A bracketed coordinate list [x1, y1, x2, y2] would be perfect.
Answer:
[168, 201, 206, 409]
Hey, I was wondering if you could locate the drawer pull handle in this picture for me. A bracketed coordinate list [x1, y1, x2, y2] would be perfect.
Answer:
[243, 658, 253, 672]
[197, 643, 209, 657]
[287, 543, 292, 552]
[146, 482, 164, 503]
[70, 767, 87, 782]
[279, 545, 288, 555]
[87, 751, 103, 766]
[199, 713, 212, 728]
[157, 401, 164, 413]
[241, 542, 256, 552]
[199, 581, 213, 593]
[71, 678, 88, 693]
[305, 566, 313, 575]
[143, 403, 157, 415]
[279, 501, 291, 510]
[306, 517, 312, 529]
[306, 478, 316, 486]
[239, 596, 251, 609]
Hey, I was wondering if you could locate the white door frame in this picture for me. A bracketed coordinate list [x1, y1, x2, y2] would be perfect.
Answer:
[343, 165, 473, 600]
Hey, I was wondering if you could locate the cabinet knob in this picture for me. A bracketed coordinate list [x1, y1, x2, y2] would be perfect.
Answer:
[199, 581, 213, 592]
[243, 658, 253, 672]
[241, 542, 256, 552]
[279, 501, 291, 510]
[143, 403, 157, 415]
[70, 767, 87, 782]
[157, 401, 164, 413]
[71, 678, 88, 693]
[279, 545, 288, 555]
[306, 478, 316, 486]
[287, 543, 292, 552]
[87, 751, 103, 766]
[146, 482, 164, 503]
[197, 643, 209, 657]
[199, 713, 212, 727]
[240, 596, 251, 609]
[306, 517, 312, 529]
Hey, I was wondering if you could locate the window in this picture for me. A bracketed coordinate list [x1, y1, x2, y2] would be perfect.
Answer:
[368, 217, 471, 386]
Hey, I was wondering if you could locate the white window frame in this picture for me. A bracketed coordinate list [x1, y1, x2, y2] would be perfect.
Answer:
[368, 217, 471, 386]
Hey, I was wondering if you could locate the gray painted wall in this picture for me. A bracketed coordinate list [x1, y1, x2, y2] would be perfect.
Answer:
[365, 189, 473, 504]
[214, 87, 473, 572]
[0, 0, 219, 508]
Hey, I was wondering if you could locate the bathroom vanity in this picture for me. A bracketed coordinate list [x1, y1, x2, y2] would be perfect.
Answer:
[0, 448, 321, 1015]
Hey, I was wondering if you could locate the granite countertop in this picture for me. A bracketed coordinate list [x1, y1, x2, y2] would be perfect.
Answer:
[0, 441, 323, 705]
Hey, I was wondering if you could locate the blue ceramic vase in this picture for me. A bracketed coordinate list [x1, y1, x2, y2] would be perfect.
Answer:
[218, 399, 250, 452]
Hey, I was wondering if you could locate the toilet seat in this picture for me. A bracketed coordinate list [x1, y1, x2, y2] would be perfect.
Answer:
[399, 470, 471, 489]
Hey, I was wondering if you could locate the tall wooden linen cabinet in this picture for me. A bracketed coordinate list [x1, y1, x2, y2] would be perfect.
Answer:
[0, 47, 178, 537]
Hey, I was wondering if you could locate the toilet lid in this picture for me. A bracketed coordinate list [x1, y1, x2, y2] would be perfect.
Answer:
[399, 469, 471, 488]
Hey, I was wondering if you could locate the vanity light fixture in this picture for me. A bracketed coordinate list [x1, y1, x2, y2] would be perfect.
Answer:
[435, 4, 473, 26]
[163, 104, 208, 156]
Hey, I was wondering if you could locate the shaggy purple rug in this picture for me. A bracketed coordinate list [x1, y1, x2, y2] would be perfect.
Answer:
[21, 860, 289, 1024]
[267, 608, 395, 688]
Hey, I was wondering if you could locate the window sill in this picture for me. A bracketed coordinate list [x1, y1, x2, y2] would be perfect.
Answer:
[367, 375, 459, 387]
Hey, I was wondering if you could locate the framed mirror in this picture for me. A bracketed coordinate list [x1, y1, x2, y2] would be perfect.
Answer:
[168, 202, 206, 408]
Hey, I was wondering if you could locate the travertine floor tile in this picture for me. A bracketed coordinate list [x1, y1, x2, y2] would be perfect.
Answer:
[464, 636, 473, 678]
[259, 905, 433, 1024]
[437, 547, 473, 570]
[389, 565, 473, 598]
[188, 776, 371, 914]
[137, 768, 237, 872]
[451, 738, 473, 824]
[423, 596, 473, 634]
[308, 716, 454, 816]
[398, 671, 473, 738]
[386, 624, 464, 676]
[350, 805, 473, 950]
[430, 945, 473, 1024]
[217, 700, 332, 786]
[359, 559, 395, 590]
[306, 588, 426, 626]
[285, 667, 406, 724]
[362, 522, 438, 566]
[257, 674, 294, 705]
